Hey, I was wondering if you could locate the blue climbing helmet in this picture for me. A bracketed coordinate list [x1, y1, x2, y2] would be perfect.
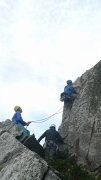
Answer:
[66, 80, 72, 85]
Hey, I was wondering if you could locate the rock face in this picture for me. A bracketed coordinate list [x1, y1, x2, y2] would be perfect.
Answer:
[0, 119, 61, 180]
[59, 60, 101, 171]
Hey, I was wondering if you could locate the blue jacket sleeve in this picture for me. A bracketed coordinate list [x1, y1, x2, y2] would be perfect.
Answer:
[72, 87, 77, 94]
[16, 111, 27, 126]
[64, 86, 67, 92]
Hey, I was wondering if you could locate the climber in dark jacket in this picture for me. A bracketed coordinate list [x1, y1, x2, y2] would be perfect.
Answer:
[38, 124, 64, 144]
[38, 124, 64, 161]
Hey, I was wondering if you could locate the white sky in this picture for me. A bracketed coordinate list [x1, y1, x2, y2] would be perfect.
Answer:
[0, 0, 101, 143]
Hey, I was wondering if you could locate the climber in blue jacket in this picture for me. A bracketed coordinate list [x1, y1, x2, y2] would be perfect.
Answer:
[12, 106, 32, 137]
[60, 80, 77, 102]
[64, 80, 77, 95]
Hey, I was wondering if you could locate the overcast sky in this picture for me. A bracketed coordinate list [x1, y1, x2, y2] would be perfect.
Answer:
[0, 0, 101, 142]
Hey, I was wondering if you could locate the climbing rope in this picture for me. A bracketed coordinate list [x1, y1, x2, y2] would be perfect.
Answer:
[31, 107, 63, 123]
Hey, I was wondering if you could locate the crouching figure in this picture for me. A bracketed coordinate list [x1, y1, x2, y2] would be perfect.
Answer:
[38, 124, 64, 162]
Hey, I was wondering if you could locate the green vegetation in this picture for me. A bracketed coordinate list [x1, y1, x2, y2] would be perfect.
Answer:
[0, 164, 4, 171]
[49, 152, 101, 180]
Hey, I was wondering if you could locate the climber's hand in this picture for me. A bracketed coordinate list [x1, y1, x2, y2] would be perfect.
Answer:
[26, 121, 32, 126]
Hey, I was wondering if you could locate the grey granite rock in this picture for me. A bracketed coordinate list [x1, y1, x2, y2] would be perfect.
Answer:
[59, 60, 101, 170]
[0, 120, 61, 180]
